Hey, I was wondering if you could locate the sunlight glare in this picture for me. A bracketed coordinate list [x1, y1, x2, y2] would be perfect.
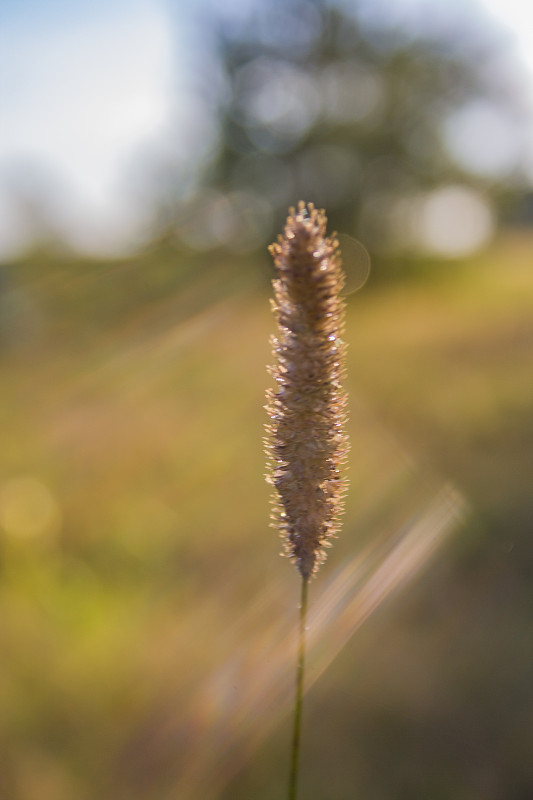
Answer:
[127, 476, 465, 800]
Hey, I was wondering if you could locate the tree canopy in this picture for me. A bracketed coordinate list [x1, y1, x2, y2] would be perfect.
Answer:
[171, 0, 529, 261]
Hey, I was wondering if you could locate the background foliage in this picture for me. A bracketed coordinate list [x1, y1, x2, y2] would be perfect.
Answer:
[170, 0, 529, 261]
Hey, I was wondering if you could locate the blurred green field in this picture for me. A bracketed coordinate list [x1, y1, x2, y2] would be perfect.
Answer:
[1, 233, 533, 799]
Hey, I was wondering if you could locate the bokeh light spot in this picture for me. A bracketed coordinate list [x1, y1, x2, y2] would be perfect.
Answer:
[338, 233, 371, 293]
[321, 61, 384, 125]
[415, 185, 495, 257]
[234, 58, 319, 150]
[444, 101, 524, 179]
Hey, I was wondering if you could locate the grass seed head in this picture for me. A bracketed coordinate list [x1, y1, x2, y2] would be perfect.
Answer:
[265, 201, 349, 579]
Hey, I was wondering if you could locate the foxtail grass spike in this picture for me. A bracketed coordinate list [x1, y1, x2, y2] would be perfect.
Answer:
[266, 201, 349, 579]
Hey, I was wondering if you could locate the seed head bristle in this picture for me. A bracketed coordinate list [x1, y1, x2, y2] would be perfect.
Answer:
[265, 202, 349, 578]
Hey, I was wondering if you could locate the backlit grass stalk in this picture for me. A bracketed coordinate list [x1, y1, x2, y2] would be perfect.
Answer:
[265, 202, 349, 799]
[288, 573, 308, 800]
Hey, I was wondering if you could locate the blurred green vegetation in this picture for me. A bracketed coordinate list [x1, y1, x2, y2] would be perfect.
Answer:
[1, 232, 533, 798]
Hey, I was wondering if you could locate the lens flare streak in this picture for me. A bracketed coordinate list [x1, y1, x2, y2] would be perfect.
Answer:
[146, 484, 465, 800]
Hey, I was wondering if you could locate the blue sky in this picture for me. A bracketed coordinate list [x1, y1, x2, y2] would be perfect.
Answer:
[0, 0, 532, 258]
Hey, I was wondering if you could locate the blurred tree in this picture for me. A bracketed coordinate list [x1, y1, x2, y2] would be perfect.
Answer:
[172, 0, 529, 264]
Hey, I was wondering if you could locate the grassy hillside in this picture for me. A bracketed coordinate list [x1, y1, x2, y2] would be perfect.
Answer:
[1, 233, 533, 799]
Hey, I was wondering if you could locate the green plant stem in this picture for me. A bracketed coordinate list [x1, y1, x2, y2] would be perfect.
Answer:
[288, 575, 309, 800]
